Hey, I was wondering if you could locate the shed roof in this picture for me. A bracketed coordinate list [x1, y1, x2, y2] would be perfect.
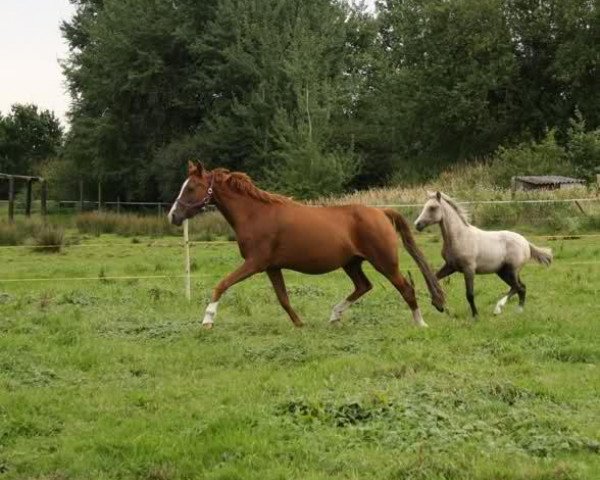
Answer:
[515, 175, 585, 185]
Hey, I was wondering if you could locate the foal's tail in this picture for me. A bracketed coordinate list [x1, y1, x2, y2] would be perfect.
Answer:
[529, 243, 553, 266]
[383, 209, 445, 312]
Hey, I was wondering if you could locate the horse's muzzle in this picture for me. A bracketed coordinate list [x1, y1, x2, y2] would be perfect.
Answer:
[415, 221, 426, 232]
[168, 210, 184, 227]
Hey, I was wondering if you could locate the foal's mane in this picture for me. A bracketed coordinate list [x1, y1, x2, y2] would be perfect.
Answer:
[432, 192, 470, 226]
[212, 168, 292, 204]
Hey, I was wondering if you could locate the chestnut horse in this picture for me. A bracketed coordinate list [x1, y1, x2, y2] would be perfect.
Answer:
[168, 162, 444, 329]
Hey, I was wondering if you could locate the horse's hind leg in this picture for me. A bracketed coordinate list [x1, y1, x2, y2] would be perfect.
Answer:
[330, 260, 373, 323]
[494, 265, 518, 315]
[266, 268, 303, 327]
[517, 276, 526, 312]
[464, 270, 478, 318]
[386, 270, 427, 327]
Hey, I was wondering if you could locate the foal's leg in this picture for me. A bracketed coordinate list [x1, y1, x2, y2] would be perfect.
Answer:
[464, 270, 478, 318]
[330, 261, 373, 323]
[516, 275, 526, 312]
[202, 260, 262, 328]
[266, 268, 303, 327]
[494, 265, 518, 315]
[386, 270, 427, 327]
[436, 262, 455, 280]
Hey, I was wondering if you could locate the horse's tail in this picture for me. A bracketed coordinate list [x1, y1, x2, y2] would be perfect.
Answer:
[529, 242, 553, 266]
[383, 209, 445, 312]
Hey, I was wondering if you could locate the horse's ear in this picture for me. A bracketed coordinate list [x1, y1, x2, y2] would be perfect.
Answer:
[436, 191, 442, 201]
[426, 190, 435, 198]
[188, 161, 203, 177]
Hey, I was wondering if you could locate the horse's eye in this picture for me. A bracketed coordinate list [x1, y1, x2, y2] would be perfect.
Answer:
[428, 206, 436, 212]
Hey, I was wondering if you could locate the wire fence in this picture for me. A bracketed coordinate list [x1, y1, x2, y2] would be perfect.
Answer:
[1, 196, 600, 292]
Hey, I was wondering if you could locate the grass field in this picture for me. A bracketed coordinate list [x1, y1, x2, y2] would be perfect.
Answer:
[1, 229, 599, 479]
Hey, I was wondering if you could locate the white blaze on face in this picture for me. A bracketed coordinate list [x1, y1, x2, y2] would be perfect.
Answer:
[168, 178, 190, 223]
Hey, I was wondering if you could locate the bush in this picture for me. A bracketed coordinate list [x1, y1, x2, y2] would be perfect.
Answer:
[0, 218, 66, 251]
[32, 225, 65, 253]
[0, 222, 26, 246]
[0, 218, 44, 246]
[492, 129, 573, 187]
[567, 113, 600, 183]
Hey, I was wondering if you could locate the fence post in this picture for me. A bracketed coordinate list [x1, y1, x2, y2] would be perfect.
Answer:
[510, 177, 516, 200]
[117, 196, 121, 214]
[8, 176, 15, 222]
[183, 220, 191, 302]
[97, 180, 102, 212]
[25, 179, 33, 217]
[40, 180, 47, 218]
[79, 179, 84, 211]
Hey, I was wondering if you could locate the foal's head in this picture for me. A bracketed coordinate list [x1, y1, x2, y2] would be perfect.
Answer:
[414, 191, 444, 232]
[168, 161, 213, 226]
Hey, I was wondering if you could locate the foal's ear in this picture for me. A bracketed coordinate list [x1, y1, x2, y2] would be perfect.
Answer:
[436, 191, 442, 201]
[188, 160, 204, 177]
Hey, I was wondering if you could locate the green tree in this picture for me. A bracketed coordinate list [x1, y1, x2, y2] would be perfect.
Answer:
[0, 104, 63, 175]
[62, 0, 371, 200]
[567, 112, 600, 182]
[355, 0, 518, 183]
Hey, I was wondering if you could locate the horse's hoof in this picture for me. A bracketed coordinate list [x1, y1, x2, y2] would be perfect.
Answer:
[329, 320, 342, 328]
[493, 307, 502, 315]
[516, 306, 524, 314]
[202, 323, 214, 330]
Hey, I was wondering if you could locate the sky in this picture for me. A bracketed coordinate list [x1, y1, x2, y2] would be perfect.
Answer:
[0, 0, 76, 126]
[0, 0, 375, 129]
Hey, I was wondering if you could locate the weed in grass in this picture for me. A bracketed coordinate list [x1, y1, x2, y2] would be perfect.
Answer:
[58, 290, 98, 306]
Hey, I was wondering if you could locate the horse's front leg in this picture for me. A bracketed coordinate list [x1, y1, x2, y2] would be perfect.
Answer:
[436, 262, 455, 280]
[202, 260, 262, 328]
[266, 268, 304, 328]
[463, 270, 478, 318]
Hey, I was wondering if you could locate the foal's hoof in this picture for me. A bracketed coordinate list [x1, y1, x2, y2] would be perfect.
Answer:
[202, 323, 214, 330]
[493, 307, 502, 315]
[432, 302, 445, 313]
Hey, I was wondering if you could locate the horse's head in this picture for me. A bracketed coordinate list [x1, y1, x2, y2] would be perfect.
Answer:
[167, 161, 213, 226]
[414, 191, 443, 231]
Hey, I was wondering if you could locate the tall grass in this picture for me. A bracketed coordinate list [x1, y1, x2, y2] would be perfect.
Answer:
[0, 218, 65, 252]
[32, 225, 65, 253]
[75, 211, 234, 240]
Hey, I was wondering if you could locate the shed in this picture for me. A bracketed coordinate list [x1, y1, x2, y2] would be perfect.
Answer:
[512, 175, 586, 192]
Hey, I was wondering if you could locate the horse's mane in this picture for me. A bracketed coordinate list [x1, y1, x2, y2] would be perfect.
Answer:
[212, 168, 292, 204]
[431, 192, 470, 226]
